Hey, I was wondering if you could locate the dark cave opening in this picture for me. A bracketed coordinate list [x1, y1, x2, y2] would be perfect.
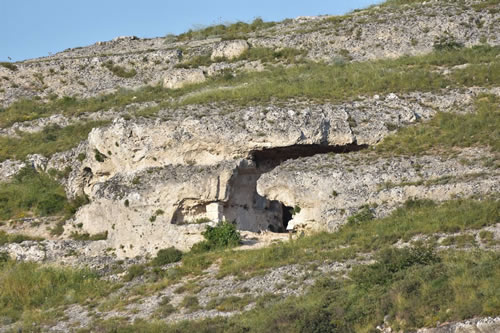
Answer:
[281, 204, 293, 232]
[250, 143, 368, 170]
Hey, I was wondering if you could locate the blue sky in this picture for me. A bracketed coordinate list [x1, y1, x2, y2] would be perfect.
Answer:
[1, 0, 380, 62]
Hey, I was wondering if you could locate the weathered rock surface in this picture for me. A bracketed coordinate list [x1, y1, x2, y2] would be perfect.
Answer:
[163, 68, 206, 89]
[0, 159, 25, 181]
[414, 317, 500, 333]
[258, 148, 499, 232]
[211, 40, 249, 60]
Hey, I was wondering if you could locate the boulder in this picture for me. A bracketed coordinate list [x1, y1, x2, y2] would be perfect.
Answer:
[163, 69, 206, 89]
[211, 40, 249, 61]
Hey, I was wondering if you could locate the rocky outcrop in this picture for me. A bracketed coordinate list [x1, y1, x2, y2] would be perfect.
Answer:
[0, 159, 25, 181]
[258, 148, 499, 232]
[211, 40, 249, 60]
[414, 317, 500, 333]
[163, 68, 206, 89]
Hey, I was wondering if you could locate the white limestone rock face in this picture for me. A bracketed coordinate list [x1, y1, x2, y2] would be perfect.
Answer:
[64, 98, 438, 256]
[257, 148, 499, 232]
[0, 160, 26, 182]
[163, 68, 206, 89]
[414, 317, 500, 333]
[211, 40, 249, 60]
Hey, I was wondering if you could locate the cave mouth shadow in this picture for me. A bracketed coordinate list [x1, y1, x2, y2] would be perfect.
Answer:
[250, 143, 368, 171]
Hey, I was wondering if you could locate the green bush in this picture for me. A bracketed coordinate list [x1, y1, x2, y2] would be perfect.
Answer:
[351, 246, 439, 287]
[152, 247, 183, 266]
[433, 35, 464, 51]
[191, 221, 241, 253]
[0, 62, 17, 71]
[124, 264, 146, 282]
[0, 167, 90, 221]
[0, 167, 66, 220]
[69, 231, 108, 241]
[347, 205, 374, 226]
[177, 17, 275, 41]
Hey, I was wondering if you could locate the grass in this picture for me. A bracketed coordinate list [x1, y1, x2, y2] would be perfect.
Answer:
[377, 93, 500, 154]
[0, 121, 108, 162]
[0, 260, 116, 324]
[179, 45, 500, 106]
[3, 197, 499, 331]
[83, 248, 500, 333]
[152, 247, 183, 266]
[175, 47, 306, 69]
[0, 231, 44, 245]
[0, 167, 88, 221]
[206, 295, 254, 312]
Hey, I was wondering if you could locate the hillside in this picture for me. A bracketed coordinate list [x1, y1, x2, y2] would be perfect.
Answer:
[0, 0, 499, 332]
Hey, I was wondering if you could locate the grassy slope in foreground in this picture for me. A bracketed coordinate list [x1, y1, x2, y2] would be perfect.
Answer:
[71, 198, 500, 332]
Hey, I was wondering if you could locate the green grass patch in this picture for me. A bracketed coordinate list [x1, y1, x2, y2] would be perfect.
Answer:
[377, 93, 500, 154]
[206, 295, 254, 312]
[178, 198, 498, 280]
[0, 167, 88, 220]
[69, 231, 108, 241]
[0, 121, 108, 162]
[0, 231, 43, 245]
[191, 221, 242, 253]
[0, 260, 116, 324]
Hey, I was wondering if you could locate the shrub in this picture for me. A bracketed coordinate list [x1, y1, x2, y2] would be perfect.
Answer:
[191, 221, 241, 253]
[433, 35, 463, 51]
[0, 167, 67, 219]
[180, 295, 199, 311]
[0, 121, 108, 162]
[152, 247, 183, 266]
[346, 205, 374, 226]
[124, 264, 146, 282]
[0, 62, 17, 71]
[94, 149, 106, 162]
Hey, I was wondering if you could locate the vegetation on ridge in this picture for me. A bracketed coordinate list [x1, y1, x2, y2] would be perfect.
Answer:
[1, 45, 497, 130]
[377, 93, 500, 155]
[0, 120, 108, 162]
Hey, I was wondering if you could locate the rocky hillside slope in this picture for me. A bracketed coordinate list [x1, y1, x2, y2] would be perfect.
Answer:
[0, 0, 499, 332]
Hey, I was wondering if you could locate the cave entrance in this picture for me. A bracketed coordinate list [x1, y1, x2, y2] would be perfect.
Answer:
[223, 144, 367, 234]
[281, 204, 293, 232]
